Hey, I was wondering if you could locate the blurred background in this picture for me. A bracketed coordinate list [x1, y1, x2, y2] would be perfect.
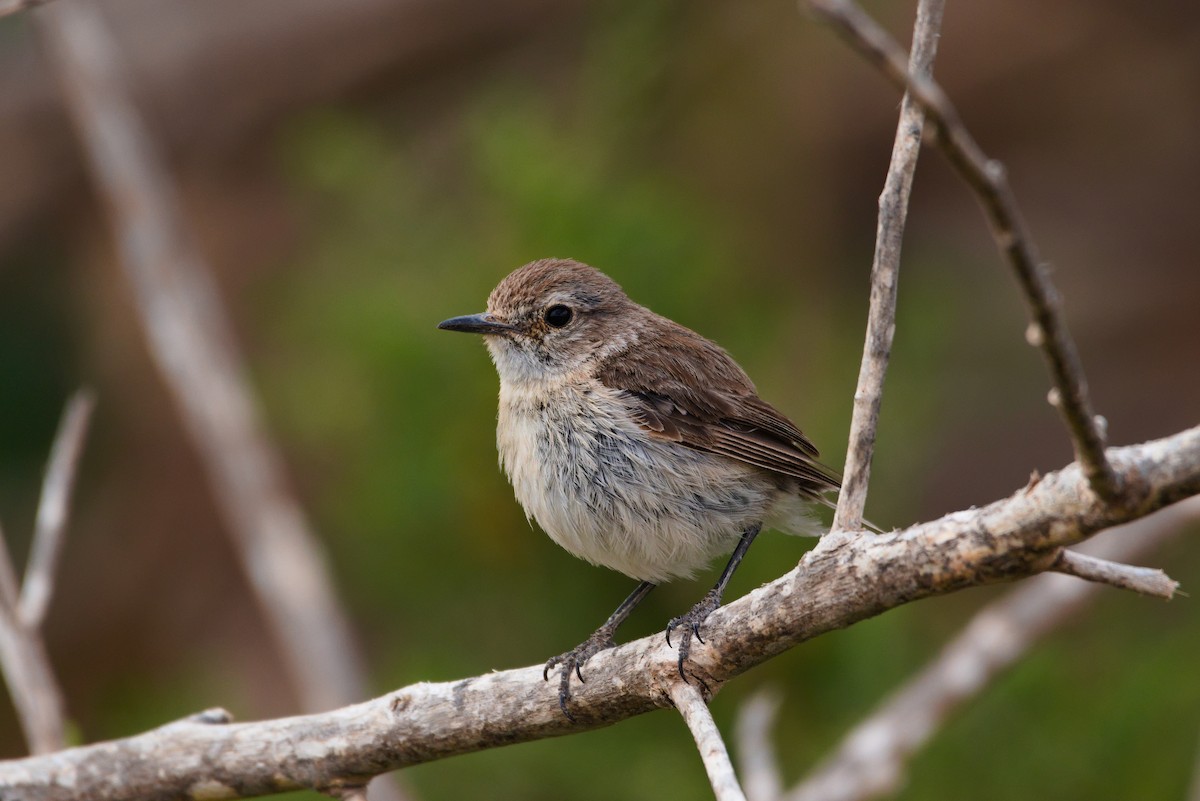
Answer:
[1, 0, 1198, 798]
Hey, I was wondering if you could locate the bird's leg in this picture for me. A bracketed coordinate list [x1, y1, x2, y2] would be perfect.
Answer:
[666, 523, 762, 682]
[544, 580, 656, 720]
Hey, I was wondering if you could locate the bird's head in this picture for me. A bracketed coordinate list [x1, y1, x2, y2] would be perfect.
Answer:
[438, 258, 640, 386]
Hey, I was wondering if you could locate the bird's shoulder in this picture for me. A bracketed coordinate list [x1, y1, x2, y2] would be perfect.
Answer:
[594, 312, 837, 491]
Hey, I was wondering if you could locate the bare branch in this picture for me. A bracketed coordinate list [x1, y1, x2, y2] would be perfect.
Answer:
[0, 607, 66, 754]
[832, 0, 945, 532]
[1050, 549, 1179, 600]
[735, 688, 784, 801]
[19, 390, 95, 630]
[0, 521, 20, 613]
[785, 495, 1199, 801]
[805, 0, 1120, 503]
[35, 0, 373, 715]
[671, 681, 748, 801]
[0, 0, 49, 20]
[0, 428, 1195, 800]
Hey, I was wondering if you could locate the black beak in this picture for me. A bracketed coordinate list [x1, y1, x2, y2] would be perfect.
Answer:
[437, 312, 515, 335]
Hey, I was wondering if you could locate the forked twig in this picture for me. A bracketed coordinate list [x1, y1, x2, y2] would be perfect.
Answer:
[806, 0, 1121, 503]
[0, 392, 93, 755]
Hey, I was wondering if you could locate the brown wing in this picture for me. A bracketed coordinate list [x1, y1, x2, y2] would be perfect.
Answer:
[596, 315, 839, 495]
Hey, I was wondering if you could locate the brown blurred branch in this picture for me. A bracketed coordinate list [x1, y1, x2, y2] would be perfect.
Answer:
[0, 427, 1196, 800]
[806, 0, 1121, 504]
[833, 0, 944, 532]
[0, 391, 93, 755]
[0, 0, 48, 20]
[36, 0, 364, 707]
[783, 496, 1199, 801]
[735, 689, 784, 801]
[35, 3, 407, 798]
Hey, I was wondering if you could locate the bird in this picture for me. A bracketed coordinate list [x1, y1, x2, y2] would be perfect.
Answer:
[438, 258, 839, 718]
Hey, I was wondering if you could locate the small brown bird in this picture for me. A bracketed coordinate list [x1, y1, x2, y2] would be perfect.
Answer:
[439, 258, 838, 718]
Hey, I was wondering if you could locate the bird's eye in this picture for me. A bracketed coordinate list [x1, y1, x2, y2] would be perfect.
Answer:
[544, 304, 573, 328]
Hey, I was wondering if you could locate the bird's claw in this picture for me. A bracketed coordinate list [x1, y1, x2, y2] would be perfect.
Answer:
[665, 589, 722, 683]
[543, 627, 617, 721]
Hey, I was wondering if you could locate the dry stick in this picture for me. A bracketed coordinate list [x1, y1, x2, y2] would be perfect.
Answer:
[734, 689, 785, 801]
[35, 6, 408, 799]
[0, 393, 93, 755]
[1051, 549, 1178, 599]
[832, 0, 945, 532]
[1, 428, 1196, 801]
[784, 496, 1199, 801]
[671, 681, 749, 801]
[806, 0, 1120, 503]
[20, 391, 95, 630]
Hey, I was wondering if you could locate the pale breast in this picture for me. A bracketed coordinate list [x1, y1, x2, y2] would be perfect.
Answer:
[496, 379, 781, 582]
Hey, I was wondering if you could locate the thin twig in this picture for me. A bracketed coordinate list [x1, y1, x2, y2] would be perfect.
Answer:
[832, 0, 945, 532]
[734, 688, 784, 801]
[671, 682, 748, 801]
[35, 0, 370, 717]
[20, 390, 95, 630]
[0, 0, 49, 20]
[785, 495, 1199, 801]
[1051, 549, 1178, 600]
[805, 0, 1121, 503]
[0, 520, 20, 612]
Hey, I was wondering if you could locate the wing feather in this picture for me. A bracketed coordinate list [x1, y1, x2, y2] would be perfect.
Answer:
[595, 315, 839, 495]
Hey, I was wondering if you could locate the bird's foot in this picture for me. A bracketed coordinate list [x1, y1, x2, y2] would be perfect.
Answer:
[543, 626, 617, 721]
[665, 588, 723, 685]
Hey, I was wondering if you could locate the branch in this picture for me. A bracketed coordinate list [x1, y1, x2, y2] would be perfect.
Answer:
[35, 0, 373, 716]
[0, 392, 92, 755]
[784, 495, 1199, 801]
[1, 428, 1196, 800]
[0, 0, 48, 20]
[1050, 549, 1178, 600]
[734, 689, 784, 801]
[671, 682, 748, 801]
[833, 0, 945, 532]
[20, 390, 94, 630]
[36, 6, 413, 796]
[806, 0, 1121, 503]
